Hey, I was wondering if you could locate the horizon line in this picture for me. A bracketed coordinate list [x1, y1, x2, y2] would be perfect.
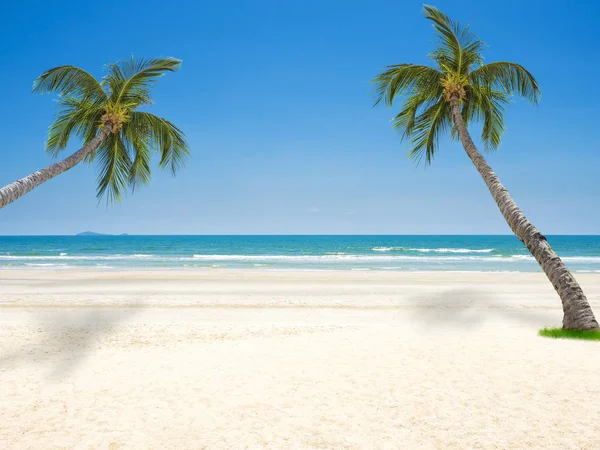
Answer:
[1, 233, 599, 237]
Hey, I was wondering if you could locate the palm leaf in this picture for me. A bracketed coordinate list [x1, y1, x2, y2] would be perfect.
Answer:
[127, 111, 190, 175]
[477, 88, 509, 151]
[33, 66, 107, 101]
[46, 97, 104, 156]
[409, 99, 452, 165]
[373, 64, 442, 107]
[95, 133, 133, 203]
[392, 88, 443, 140]
[121, 121, 152, 190]
[423, 5, 462, 72]
[469, 61, 541, 104]
[105, 56, 182, 108]
[424, 5, 486, 75]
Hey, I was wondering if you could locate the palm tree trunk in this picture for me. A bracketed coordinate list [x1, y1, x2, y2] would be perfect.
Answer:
[0, 124, 112, 210]
[449, 95, 599, 330]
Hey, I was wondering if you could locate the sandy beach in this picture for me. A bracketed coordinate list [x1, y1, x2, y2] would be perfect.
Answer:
[1, 269, 600, 449]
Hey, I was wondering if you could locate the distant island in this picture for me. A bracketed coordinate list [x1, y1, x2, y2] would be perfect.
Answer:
[76, 231, 129, 236]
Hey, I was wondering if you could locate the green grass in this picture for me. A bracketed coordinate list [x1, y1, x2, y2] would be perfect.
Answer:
[538, 327, 600, 341]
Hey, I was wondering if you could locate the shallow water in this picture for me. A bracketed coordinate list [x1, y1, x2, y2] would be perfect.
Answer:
[1, 235, 599, 272]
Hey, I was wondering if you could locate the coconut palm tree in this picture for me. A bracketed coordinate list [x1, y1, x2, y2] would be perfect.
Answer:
[373, 5, 598, 330]
[0, 56, 189, 208]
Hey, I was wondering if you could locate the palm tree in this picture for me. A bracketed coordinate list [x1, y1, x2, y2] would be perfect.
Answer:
[0, 57, 189, 208]
[373, 5, 598, 330]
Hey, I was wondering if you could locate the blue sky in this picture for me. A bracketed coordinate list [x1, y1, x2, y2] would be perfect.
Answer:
[1, 0, 599, 235]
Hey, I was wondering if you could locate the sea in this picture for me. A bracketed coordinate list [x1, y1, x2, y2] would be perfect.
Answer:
[1, 235, 600, 273]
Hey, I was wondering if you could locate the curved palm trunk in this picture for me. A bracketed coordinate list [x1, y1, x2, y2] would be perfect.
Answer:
[449, 96, 599, 330]
[0, 124, 112, 210]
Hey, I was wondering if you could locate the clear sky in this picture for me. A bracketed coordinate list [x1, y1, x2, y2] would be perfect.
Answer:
[1, 0, 599, 235]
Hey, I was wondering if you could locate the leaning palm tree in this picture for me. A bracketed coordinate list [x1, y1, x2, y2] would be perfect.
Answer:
[0, 56, 189, 208]
[373, 5, 598, 330]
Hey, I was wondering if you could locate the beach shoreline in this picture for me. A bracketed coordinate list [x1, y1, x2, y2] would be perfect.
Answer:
[2, 269, 600, 448]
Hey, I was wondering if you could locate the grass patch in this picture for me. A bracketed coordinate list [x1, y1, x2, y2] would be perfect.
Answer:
[539, 327, 600, 341]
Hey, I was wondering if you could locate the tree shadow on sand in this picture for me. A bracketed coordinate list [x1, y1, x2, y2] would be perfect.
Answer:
[407, 288, 561, 329]
[0, 307, 140, 381]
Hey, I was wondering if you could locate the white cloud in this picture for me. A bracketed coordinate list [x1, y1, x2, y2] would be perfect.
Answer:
[309, 207, 320, 213]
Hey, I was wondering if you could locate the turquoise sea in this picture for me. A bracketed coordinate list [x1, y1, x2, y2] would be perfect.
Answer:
[1, 235, 600, 272]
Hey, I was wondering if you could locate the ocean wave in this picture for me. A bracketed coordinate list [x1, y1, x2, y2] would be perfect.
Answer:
[2, 253, 600, 265]
[23, 263, 76, 269]
[189, 254, 595, 263]
[24, 263, 68, 266]
[415, 247, 495, 253]
[509, 256, 600, 263]
[372, 246, 495, 253]
[0, 254, 161, 261]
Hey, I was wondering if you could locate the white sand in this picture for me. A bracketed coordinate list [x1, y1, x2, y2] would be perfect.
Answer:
[1, 269, 600, 449]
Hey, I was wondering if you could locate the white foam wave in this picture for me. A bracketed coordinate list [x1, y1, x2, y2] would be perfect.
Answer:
[372, 247, 495, 253]
[2, 253, 600, 265]
[0, 254, 160, 261]
[190, 254, 539, 263]
[25, 263, 68, 266]
[415, 248, 495, 253]
[23, 263, 76, 269]
[509, 255, 600, 263]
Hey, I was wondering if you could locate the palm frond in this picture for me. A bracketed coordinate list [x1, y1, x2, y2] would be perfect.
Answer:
[95, 133, 133, 203]
[482, 90, 508, 151]
[121, 121, 152, 190]
[372, 64, 442, 106]
[473, 86, 509, 151]
[408, 99, 452, 165]
[459, 36, 486, 73]
[469, 62, 541, 104]
[105, 56, 182, 108]
[391, 87, 444, 140]
[33, 66, 107, 101]
[46, 97, 104, 156]
[424, 5, 486, 75]
[423, 5, 462, 72]
[127, 111, 190, 175]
